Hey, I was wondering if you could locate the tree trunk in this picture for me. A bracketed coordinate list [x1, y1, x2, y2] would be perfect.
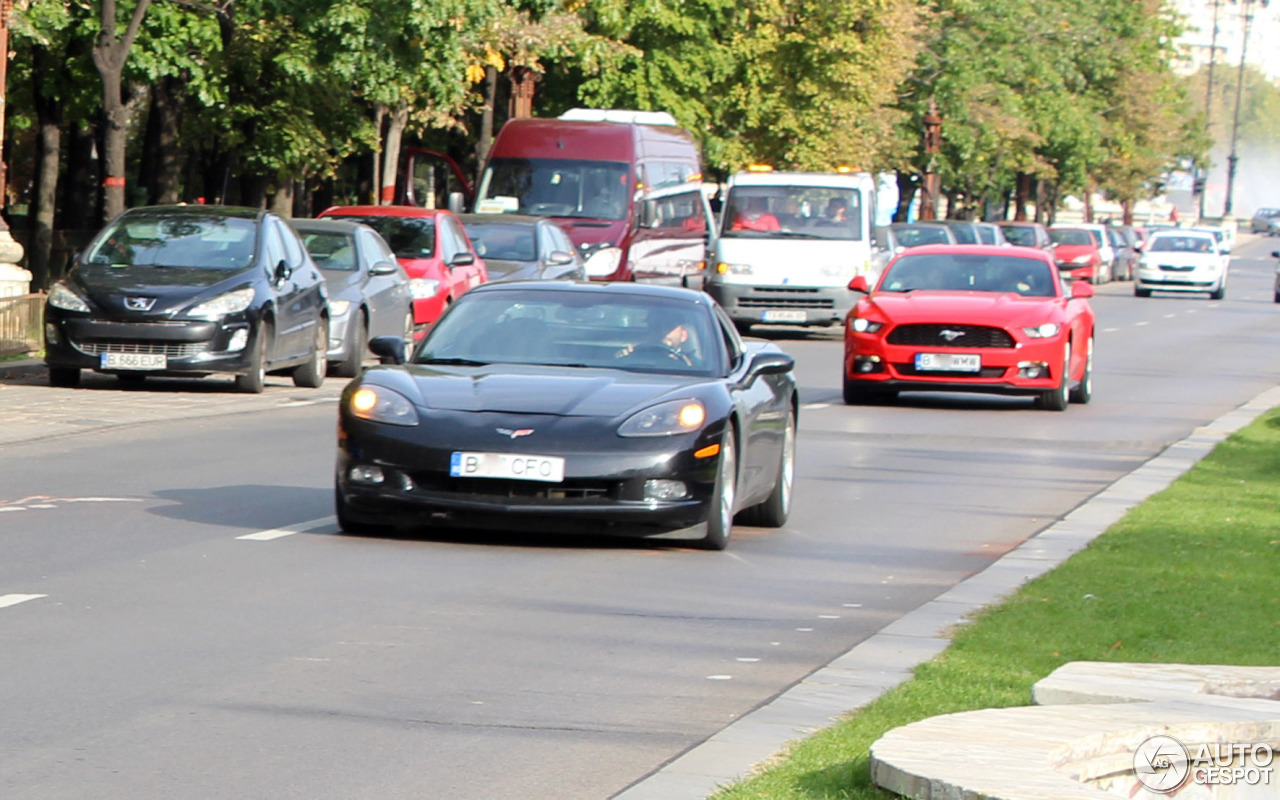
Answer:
[62, 122, 98, 231]
[380, 105, 408, 205]
[142, 75, 185, 204]
[371, 105, 386, 205]
[28, 46, 62, 289]
[1013, 172, 1031, 221]
[269, 178, 293, 216]
[91, 0, 153, 222]
[477, 65, 497, 166]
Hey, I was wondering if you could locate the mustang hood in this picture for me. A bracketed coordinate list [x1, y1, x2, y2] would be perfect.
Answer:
[386, 366, 697, 417]
[865, 291, 1062, 327]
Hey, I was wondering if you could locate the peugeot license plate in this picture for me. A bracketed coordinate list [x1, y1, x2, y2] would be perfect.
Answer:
[915, 353, 981, 372]
[101, 352, 167, 370]
[450, 452, 565, 483]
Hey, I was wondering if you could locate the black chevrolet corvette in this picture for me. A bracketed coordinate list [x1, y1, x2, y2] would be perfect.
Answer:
[335, 281, 798, 550]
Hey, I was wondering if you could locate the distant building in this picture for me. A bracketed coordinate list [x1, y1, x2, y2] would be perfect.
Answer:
[1170, 0, 1279, 80]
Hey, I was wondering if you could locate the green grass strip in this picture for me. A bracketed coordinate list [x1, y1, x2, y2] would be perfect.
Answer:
[712, 407, 1280, 800]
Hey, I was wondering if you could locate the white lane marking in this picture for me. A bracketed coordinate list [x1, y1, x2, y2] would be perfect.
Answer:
[736, 657, 761, 663]
[706, 675, 733, 680]
[0, 594, 47, 609]
[795, 627, 814, 632]
[818, 614, 840, 619]
[1103, 327, 1120, 333]
[277, 398, 338, 408]
[803, 403, 831, 410]
[237, 516, 337, 541]
[1135, 321, 1150, 326]
[843, 603, 863, 608]
[1164, 313, 1177, 319]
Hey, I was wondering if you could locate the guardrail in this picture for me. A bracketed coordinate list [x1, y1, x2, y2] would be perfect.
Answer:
[0, 293, 45, 357]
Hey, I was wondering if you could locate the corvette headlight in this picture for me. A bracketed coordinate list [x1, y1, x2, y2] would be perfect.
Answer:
[1022, 323, 1060, 338]
[409, 278, 440, 300]
[189, 287, 255, 318]
[850, 317, 883, 333]
[48, 283, 90, 312]
[349, 386, 419, 426]
[1071, 254, 1094, 265]
[715, 262, 753, 275]
[584, 247, 623, 278]
[329, 299, 352, 316]
[618, 399, 706, 437]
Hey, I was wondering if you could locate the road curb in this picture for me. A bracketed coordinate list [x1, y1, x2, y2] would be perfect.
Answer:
[611, 383, 1280, 800]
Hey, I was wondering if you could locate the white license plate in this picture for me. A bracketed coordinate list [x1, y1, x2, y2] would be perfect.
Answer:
[101, 352, 167, 370]
[915, 353, 981, 372]
[450, 452, 565, 483]
[762, 310, 807, 323]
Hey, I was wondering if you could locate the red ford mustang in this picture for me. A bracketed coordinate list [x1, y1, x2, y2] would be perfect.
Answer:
[843, 245, 1095, 410]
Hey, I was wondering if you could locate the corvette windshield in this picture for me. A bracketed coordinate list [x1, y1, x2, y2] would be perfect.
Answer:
[417, 292, 718, 375]
[880, 253, 1057, 297]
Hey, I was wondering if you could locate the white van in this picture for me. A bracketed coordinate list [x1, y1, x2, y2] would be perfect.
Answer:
[705, 170, 876, 332]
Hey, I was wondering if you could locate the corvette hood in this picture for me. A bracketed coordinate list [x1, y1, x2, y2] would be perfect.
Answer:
[376, 365, 699, 417]
[864, 291, 1063, 327]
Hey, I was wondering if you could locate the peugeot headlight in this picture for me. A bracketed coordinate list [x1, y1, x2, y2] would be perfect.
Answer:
[1022, 323, 1060, 338]
[409, 278, 440, 300]
[329, 299, 352, 316]
[189, 287, 255, 318]
[849, 317, 883, 333]
[1071, 254, 1094, 265]
[48, 283, 90, 312]
[584, 247, 623, 278]
[618, 399, 706, 437]
[349, 386, 419, 426]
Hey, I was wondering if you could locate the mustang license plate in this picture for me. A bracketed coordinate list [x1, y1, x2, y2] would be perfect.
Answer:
[450, 452, 566, 483]
[101, 352, 167, 370]
[915, 353, 981, 372]
[762, 310, 807, 323]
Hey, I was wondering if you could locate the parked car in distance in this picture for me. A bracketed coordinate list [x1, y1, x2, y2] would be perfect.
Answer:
[335, 280, 798, 551]
[934, 220, 1007, 245]
[1134, 230, 1228, 299]
[1270, 250, 1280, 303]
[458, 213, 585, 282]
[317, 206, 487, 333]
[1047, 227, 1104, 283]
[842, 244, 1095, 411]
[291, 218, 416, 377]
[1250, 208, 1280, 233]
[1051, 223, 1114, 283]
[44, 205, 329, 393]
[1107, 224, 1140, 281]
[995, 221, 1053, 251]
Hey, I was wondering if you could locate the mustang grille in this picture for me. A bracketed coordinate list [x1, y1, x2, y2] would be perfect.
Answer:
[887, 324, 1016, 349]
[74, 339, 211, 358]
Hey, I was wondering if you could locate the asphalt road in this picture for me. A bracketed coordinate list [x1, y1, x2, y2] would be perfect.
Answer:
[1, 236, 1277, 799]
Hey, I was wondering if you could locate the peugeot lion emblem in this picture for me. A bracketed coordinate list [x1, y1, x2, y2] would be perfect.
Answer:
[124, 296, 157, 312]
[496, 428, 535, 439]
[939, 329, 966, 342]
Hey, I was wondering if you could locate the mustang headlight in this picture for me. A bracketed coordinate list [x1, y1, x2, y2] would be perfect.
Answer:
[409, 278, 440, 300]
[349, 386, 419, 426]
[618, 399, 706, 437]
[849, 317, 883, 333]
[48, 283, 90, 312]
[189, 287, 255, 318]
[1022, 323, 1060, 338]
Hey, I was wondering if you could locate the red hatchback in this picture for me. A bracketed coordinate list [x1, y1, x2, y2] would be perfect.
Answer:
[1047, 227, 1103, 282]
[843, 245, 1095, 410]
[317, 206, 488, 333]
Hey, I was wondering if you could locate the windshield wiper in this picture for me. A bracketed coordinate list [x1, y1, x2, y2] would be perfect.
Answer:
[525, 361, 594, 369]
[418, 357, 490, 366]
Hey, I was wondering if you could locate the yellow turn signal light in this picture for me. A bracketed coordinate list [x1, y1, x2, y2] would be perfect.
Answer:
[694, 443, 721, 459]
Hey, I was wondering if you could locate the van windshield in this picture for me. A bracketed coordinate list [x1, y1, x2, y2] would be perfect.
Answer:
[476, 158, 630, 221]
[720, 186, 863, 240]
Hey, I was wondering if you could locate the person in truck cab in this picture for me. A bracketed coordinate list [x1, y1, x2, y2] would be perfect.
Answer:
[731, 197, 781, 232]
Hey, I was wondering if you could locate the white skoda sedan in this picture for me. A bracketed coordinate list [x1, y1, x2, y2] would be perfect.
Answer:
[1134, 230, 1227, 299]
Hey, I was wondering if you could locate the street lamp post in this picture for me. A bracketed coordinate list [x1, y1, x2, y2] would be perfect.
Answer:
[1224, 0, 1268, 218]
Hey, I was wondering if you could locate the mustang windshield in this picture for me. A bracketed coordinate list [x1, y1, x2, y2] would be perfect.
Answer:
[881, 253, 1058, 297]
[85, 215, 257, 270]
[417, 292, 718, 375]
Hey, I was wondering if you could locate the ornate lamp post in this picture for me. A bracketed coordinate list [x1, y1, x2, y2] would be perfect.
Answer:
[919, 99, 943, 221]
[1224, 0, 1269, 218]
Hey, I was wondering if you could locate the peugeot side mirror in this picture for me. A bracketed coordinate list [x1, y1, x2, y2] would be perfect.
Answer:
[272, 259, 292, 286]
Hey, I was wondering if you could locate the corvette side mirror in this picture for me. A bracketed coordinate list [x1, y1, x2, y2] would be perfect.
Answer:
[369, 336, 406, 365]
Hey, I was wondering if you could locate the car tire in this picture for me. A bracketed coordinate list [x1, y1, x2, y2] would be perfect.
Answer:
[738, 407, 795, 528]
[843, 377, 896, 405]
[335, 486, 392, 536]
[1273, 290, 1280, 304]
[330, 315, 365, 378]
[1210, 283, 1225, 301]
[1069, 336, 1093, 404]
[402, 310, 416, 352]
[1037, 343, 1071, 411]
[235, 322, 269, 394]
[1134, 287, 1151, 298]
[292, 318, 328, 388]
[117, 373, 147, 387]
[48, 367, 80, 388]
[696, 425, 737, 551]
[734, 321, 753, 336]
